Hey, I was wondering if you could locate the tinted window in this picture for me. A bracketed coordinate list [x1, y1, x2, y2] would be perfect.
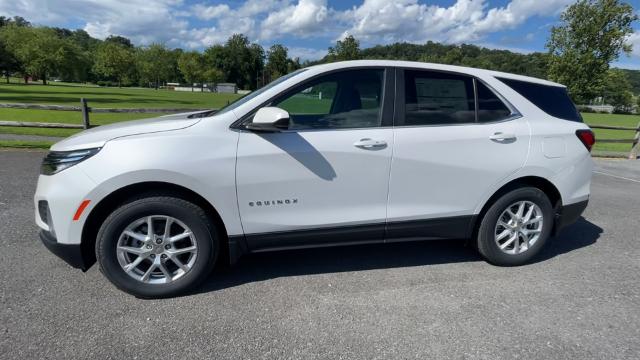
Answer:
[274, 69, 384, 130]
[403, 70, 475, 125]
[497, 77, 582, 122]
[476, 81, 512, 122]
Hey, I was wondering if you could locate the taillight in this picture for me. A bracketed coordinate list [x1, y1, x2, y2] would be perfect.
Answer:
[576, 129, 595, 152]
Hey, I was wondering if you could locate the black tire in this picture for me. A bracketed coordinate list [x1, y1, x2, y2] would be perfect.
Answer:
[476, 187, 553, 266]
[96, 196, 218, 298]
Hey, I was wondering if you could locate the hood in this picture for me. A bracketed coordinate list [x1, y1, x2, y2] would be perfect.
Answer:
[51, 111, 205, 151]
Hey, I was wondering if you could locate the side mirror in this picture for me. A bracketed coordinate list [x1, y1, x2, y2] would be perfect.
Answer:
[246, 107, 290, 132]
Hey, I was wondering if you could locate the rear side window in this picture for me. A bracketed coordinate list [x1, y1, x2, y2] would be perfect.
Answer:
[403, 70, 475, 126]
[497, 77, 582, 122]
[476, 81, 512, 123]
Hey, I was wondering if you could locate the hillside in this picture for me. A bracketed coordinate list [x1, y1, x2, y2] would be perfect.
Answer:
[322, 41, 639, 94]
[620, 69, 640, 94]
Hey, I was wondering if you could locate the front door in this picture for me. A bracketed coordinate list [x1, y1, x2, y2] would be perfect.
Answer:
[236, 68, 394, 251]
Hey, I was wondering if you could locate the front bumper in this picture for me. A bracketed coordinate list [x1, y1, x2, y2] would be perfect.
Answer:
[39, 229, 88, 271]
[34, 165, 96, 246]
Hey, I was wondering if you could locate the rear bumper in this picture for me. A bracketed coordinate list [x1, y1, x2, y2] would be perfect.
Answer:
[39, 230, 88, 271]
[555, 199, 588, 233]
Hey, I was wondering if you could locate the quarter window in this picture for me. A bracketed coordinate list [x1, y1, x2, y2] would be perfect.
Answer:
[403, 70, 475, 126]
[273, 69, 384, 130]
[497, 77, 582, 122]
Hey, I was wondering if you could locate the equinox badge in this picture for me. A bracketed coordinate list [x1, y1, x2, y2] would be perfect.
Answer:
[249, 199, 298, 207]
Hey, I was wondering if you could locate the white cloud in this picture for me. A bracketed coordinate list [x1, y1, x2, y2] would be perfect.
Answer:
[338, 0, 574, 44]
[628, 33, 640, 58]
[0, 0, 604, 55]
[260, 0, 330, 39]
[472, 0, 573, 35]
[192, 4, 230, 20]
[0, 0, 189, 45]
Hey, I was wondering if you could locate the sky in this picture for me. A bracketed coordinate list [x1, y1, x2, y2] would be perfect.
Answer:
[1, 0, 639, 69]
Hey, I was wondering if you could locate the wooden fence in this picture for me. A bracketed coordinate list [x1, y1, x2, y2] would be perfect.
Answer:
[1, 100, 638, 159]
[0, 98, 210, 129]
[590, 123, 640, 160]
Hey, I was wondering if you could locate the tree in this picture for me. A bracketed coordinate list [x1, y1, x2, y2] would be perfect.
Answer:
[136, 44, 174, 89]
[287, 57, 301, 74]
[266, 44, 289, 80]
[0, 33, 22, 83]
[93, 42, 135, 87]
[203, 34, 265, 90]
[327, 35, 361, 61]
[70, 29, 100, 52]
[546, 0, 638, 103]
[248, 43, 265, 90]
[202, 68, 224, 90]
[0, 25, 78, 84]
[105, 35, 133, 49]
[602, 69, 634, 112]
[0, 16, 30, 28]
[177, 51, 204, 91]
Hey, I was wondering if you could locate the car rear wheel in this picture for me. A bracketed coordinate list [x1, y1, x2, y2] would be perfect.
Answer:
[96, 196, 218, 298]
[476, 187, 553, 266]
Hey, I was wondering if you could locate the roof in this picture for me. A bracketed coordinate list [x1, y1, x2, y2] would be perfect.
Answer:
[307, 60, 564, 88]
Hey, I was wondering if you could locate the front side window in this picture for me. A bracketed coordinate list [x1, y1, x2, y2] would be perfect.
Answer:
[273, 69, 384, 130]
[403, 70, 475, 126]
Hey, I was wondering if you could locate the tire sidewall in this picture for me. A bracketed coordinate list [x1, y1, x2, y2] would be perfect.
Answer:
[478, 187, 553, 266]
[97, 198, 217, 298]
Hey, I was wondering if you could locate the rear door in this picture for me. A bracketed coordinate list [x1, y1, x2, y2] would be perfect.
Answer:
[236, 68, 395, 250]
[386, 68, 530, 240]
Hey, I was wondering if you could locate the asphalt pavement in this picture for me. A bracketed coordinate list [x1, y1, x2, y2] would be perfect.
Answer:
[0, 149, 639, 359]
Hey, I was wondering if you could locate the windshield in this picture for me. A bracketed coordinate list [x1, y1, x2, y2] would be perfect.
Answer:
[213, 68, 308, 116]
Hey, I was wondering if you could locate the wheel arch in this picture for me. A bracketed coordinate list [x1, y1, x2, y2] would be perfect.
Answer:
[80, 181, 231, 270]
[471, 176, 563, 240]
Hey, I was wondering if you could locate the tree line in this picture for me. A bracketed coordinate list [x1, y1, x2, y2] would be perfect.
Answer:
[0, 16, 301, 90]
[0, 0, 638, 111]
[316, 0, 638, 112]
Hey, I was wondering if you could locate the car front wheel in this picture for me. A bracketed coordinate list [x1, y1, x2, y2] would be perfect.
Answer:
[476, 187, 553, 266]
[96, 196, 218, 298]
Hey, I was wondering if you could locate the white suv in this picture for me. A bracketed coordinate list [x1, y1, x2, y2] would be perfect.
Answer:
[34, 60, 594, 298]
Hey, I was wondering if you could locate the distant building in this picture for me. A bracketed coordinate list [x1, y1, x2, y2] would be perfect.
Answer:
[215, 83, 237, 94]
[580, 104, 614, 113]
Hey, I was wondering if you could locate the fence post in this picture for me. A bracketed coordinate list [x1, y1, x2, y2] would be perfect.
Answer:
[80, 98, 90, 129]
[629, 121, 640, 160]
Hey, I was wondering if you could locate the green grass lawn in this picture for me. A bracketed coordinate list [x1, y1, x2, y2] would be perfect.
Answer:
[1, 81, 638, 154]
[582, 113, 640, 153]
[0, 82, 242, 147]
[0, 81, 241, 108]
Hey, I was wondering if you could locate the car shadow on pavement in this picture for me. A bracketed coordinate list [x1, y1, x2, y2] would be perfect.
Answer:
[194, 217, 602, 294]
[535, 217, 602, 263]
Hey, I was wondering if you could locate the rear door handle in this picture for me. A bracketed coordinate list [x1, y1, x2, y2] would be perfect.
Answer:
[354, 138, 387, 149]
[489, 132, 517, 142]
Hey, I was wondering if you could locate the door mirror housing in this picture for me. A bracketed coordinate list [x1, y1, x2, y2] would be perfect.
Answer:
[246, 107, 290, 132]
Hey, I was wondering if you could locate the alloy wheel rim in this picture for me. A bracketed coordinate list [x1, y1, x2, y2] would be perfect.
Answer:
[116, 215, 198, 284]
[494, 201, 543, 255]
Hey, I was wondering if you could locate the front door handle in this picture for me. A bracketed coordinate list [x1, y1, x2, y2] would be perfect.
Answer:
[354, 138, 387, 149]
[489, 132, 517, 142]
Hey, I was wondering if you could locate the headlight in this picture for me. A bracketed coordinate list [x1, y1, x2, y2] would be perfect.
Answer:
[41, 148, 100, 175]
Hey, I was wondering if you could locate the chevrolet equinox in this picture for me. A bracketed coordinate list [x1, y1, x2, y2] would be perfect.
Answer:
[35, 61, 594, 298]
